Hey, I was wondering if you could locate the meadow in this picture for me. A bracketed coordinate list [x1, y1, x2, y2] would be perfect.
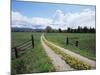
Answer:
[11, 32, 55, 75]
[11, 32, 96, 74]
[45, 33, 96, 60]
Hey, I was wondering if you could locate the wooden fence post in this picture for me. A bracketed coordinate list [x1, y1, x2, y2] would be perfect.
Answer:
[66, 37, 69, 45]
[75, 41, 79, 47]
[31, 35, 34, 48]
[14, 47, 18, 58]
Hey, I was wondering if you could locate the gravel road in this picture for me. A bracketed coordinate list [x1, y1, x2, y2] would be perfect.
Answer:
[41, 35, 74, 71]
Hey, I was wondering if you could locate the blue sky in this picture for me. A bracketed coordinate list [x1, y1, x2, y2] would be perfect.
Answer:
[12, 0, 96, 29]
[12, 0, 95, 18]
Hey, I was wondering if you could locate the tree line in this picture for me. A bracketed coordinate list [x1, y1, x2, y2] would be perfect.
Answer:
[12, 26, 95, 33]
[45, 26, 96, 33]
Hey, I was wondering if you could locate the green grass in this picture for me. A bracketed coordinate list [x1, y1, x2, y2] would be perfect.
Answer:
[11, 32, 55, 75]
[45, 33, 96, 60]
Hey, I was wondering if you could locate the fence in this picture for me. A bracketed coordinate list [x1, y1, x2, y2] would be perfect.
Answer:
[11, 35, 34, 58]
[66, 37, 79, 47]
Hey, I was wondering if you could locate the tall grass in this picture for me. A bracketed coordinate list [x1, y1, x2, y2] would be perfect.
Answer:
[11, 32, 55, 75]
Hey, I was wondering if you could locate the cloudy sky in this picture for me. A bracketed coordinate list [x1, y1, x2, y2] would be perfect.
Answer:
[12, 0, 96, 29]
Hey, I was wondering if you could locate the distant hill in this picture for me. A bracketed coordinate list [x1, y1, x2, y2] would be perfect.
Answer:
[11, 27, 44, 32]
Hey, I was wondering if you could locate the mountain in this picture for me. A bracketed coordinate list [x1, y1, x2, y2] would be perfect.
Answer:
[11, 27, 44, 32]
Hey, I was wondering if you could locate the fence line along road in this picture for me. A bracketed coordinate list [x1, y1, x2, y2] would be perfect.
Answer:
[11, 35, 34, 58]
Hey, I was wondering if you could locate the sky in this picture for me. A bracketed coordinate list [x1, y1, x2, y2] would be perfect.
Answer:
[11, 0, 96, 29]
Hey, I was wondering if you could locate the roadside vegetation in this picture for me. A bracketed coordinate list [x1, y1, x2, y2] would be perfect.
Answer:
[11, 32, 55, 75]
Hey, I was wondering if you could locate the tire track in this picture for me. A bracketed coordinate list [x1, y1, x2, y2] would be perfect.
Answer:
[41, 35, 74, 71]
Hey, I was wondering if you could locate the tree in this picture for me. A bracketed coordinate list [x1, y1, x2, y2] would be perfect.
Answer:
[77, 26, 82, 33]
[83, 26, 88, 33]
[67, 27, 71, 33]
[45, 26, 53, 33]
[58, 28, 62, 32]
[89, 27, 95, 33]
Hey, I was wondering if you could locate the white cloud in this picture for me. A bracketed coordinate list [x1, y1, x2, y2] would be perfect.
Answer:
[31, 17, 52, 26]
[12, 11, 52, 29]
[52, 8, 95, 29]
[65, 9, 95, 28]
[52, 9, 66, 29]
[12, 8, 95, 29]
[53, 9, 65, 24]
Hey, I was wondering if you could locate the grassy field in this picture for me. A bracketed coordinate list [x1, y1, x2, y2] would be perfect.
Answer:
[45, 33, 96, 60]
[11, 32, 55, 75]
[11, 32, 96, 74]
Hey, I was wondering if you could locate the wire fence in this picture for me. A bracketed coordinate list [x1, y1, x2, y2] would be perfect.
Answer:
[66, 37, 79, 47]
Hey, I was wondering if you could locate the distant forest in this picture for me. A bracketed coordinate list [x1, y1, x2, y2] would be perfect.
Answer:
[44, 26, 95, 33]
[12, 26, 96, 33]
